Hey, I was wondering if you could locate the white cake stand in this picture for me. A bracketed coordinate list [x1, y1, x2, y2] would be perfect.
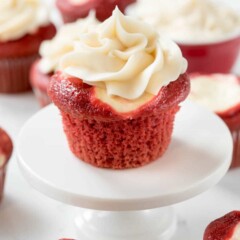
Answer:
[17, 101, 233, 240]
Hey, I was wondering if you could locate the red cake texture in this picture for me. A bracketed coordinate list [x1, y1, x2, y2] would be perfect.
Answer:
[30, 59, 52, 107]
[0, 23, 56, 93]
[0, 128, 13, 203]
[56, 0, 136, 23]
[203, 211, 240, 240]
[48, 72, 190, 169]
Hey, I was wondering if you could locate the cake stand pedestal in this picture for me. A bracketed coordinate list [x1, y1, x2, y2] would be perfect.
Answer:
[17, 101, 233, 240]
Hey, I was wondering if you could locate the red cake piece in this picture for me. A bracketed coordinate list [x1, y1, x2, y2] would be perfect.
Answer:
[190, 73, 240, 131]
[56, 0, 136, 23]
[189, 73, 240, 168]
[0, 128, 13, 203]
[203, 211, 240, 240]
[48, 72, 190, 169]
[0, 24, 56, 93]
[30, 59, 52, 107]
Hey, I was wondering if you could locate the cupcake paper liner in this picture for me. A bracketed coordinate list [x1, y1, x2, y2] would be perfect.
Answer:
[61, 105, 179, 169]
[0, 54, 38, 93]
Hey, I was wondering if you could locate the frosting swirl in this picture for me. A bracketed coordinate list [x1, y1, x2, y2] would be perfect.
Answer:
[60, 8, 187, 100]
[39, 12, 99, 74]
[0, 0, 49, 42]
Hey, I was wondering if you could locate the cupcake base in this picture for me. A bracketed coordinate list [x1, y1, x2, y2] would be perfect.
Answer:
[48, 72, 190, 169]
[0, 54, 38, 93]
[61, 105, 179, 169]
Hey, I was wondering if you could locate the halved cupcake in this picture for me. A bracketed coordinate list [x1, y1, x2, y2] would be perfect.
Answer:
[0, 0, 56, 93]
[0, 128, 13, 203]
[48, 8, 189, 169]
[189, 73, 240, 168]
[30, 13, 99, 107]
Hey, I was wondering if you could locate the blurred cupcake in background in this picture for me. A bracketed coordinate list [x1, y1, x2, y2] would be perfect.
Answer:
[56, 0, 136, 23]
[127, 0, 240, 73]
[30, 12, 99, 107]
[0, 128, 13, 203]
[189, 73, 240, 168]
[0, 0, 56, 93]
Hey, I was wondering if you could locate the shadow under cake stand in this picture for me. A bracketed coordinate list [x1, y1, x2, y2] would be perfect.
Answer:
[17, 101, 233, 240]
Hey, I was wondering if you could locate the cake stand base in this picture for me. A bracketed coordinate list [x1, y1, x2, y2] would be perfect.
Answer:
[17, 101, 233, 239]
[76, 207, 176, 240]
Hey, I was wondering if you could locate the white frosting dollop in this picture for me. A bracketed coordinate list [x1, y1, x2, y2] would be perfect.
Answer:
[60, 8, 187, 100]
[189, 74, 240, 113]
[39, 12, 99, 74]
[127, 0, 240, 44]
[0, 0, 49, 42]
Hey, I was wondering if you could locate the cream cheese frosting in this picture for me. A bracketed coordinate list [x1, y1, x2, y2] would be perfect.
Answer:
[189, 74, 240, 113]
[39, 12, 99, 74]
[127, 0, 240, 44]
[0, 0, 50, 42]
[59, 8, 187, 101]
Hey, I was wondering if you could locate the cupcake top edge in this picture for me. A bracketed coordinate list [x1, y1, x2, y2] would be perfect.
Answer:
[0, 0, 51, 42]
[57, 7, 187, 102]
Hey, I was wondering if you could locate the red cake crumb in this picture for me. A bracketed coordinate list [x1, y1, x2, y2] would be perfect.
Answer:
[49, 72, 189, 169]
[0, 128, 13, 203]
[203, 211, 240, 240]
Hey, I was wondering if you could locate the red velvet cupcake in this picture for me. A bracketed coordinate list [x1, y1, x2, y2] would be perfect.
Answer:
[30, 15, 99, 107]
[0, 0, 56, 93]
[203, 211, 240, 240]
[0, 128, 13, 203]
[189, 73, 240, 168]
[56, 0, 136, 23]
[48, 9, 189, 169]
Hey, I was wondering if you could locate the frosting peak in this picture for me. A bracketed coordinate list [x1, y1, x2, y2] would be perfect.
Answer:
[39, 12, 99, 74]
[60, 8, 187, 100]
[0, 0, 49, 42]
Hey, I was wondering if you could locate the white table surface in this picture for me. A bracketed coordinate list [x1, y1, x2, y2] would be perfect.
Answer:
[0, 61, 240, 240]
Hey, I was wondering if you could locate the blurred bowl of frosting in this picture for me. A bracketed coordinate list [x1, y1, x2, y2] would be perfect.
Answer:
[127, 0, 240, 73]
